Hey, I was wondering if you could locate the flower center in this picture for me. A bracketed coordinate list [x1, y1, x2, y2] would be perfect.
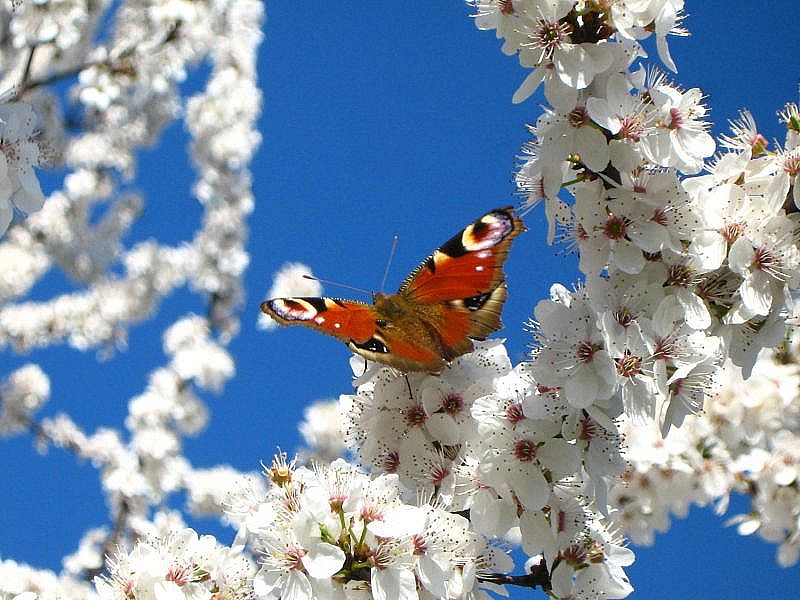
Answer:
[783, 152, 800, 177]
[441, 392, 463, 416]
[603, 214, 628, 240]
[669, 106, 685, 129]
[404, 404, 427, 427]
[381, 450, 400, 474]
[753, 245, 781, 275]
[721, 222, 744, 243]
[619, 115, 643, 142]
[615, 352, 643, 378]
[285, 547, 307, 571]
[506, 401, 525, 424]
[535, 19, 570, 55]
[579, 417, 599, 442]
[429, 463, 450, 485]
[613, 306, 634, 328]
[652, 208, 669, 226]
[514, 438, 537, 462]
[666, 263, 695, 287]
[568, 105, 590, 128]
[576, 340, 601, 364]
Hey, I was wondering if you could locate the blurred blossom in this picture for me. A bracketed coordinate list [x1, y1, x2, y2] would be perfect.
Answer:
[297, 398, 345, 463]
[0, 101, 46, 235]
[0, 559, 94, 599]
[0, 363, 49, 436]
[164, 315, 235, 392]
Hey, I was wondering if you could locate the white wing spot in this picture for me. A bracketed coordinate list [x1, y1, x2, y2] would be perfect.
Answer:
[314, 315, 326, 324]
[334, 322, 341, 329]
[475, 265, 484, 272]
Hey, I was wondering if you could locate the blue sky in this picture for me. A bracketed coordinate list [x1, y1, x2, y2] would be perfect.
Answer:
[2, 3, 800, 598]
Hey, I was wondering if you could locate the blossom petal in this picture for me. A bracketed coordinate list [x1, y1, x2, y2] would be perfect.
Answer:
[416, 553, 448, 598]
[563, 367, 601, 409]
[688, 230, 726, 271]
[510, 463, 549, 511]
[676, 288, 712, 330]
[371, 567, 418, 600]
[740, 272, 772, 316]
[283, 570, 314, 600]
[512, 68, 546, 104]
[0, 198, 11, 235]
[302, 543, 346, 579]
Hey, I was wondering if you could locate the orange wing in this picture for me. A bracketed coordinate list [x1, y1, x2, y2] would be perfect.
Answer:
[398, 207, 525, 303]
[262, 295, 445, 371]
[261, 297, 377, 344]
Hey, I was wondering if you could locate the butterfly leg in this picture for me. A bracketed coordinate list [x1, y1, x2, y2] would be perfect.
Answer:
[403, 374, 414, 401]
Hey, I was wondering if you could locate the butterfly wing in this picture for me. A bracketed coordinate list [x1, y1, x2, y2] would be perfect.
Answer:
[399, 207, 524, 302]
[395, 206, 524, 356]
[262, 296, 448, 371]
[261, 297, 378, 345]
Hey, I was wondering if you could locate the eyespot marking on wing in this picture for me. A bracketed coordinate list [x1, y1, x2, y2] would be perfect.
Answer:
[352, 335, 389, 354]
[461, 211, 514, 252]
[434, 210, 514, 258]
[446, 290, 493, 312]
[267, 298, 323, 321]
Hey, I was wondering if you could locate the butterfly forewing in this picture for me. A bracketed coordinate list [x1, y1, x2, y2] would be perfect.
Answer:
[398, 207, 525, 303]
[261, 297, 378, 344]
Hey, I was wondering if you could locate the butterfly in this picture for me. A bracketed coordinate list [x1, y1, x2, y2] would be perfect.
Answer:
[261, 207, 525, 372]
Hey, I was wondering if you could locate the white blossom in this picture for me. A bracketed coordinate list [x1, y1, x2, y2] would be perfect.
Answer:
[0, 101, 45, 235]
[0, 363, 49, 435]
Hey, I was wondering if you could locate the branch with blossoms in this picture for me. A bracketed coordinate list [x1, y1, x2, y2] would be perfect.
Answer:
[2, 1, 800, 600]
[1, 0, 266, 595]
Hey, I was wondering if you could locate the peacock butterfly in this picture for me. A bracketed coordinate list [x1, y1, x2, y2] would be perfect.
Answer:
[261, 207, 525, 372]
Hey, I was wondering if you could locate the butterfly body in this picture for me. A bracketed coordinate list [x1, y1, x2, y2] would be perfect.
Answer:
[262, 207, 525, 372]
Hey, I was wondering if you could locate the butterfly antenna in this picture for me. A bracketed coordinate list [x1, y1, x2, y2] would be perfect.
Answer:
[301, 274, 371, 296]
[379, 235, 399, 293]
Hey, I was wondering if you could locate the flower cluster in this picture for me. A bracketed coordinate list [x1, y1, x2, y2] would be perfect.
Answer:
[32, 315, 236, 543]
[0, 0, 263, 353]
[94, 528, 254, 600]
[469, 1, 800, 438]
[231, 454, 509, 600]
[461, 2, 800, 590]
[469, 0, 687, 106]
[611, 333, 800, 567]
[341, 341, 632, 598]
